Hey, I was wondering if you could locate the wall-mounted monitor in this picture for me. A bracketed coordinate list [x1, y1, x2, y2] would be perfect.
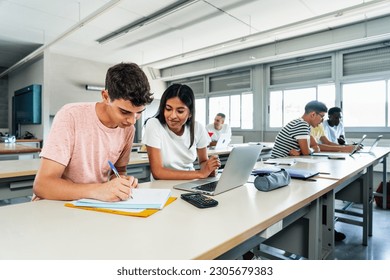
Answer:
[14, 84, 41, 124]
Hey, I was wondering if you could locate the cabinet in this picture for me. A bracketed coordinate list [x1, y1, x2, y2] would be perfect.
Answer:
[16, 139, 42, 148]
[126, 164, 151, 183]
[0, 141, 41, 161]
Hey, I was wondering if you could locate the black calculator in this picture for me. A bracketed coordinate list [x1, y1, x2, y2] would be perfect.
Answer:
[181, 193, 218, 208]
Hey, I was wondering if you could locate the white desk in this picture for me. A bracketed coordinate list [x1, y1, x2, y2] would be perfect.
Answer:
[1, 146, 388, 260]
[267, 147, 390, 249]
[0, 177, 334, 260]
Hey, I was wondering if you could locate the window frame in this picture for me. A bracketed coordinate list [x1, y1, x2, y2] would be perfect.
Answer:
[171, 68, 254, 131]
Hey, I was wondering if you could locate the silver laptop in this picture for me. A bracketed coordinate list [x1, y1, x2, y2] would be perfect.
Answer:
[358, 135, 382, 154]
[174, 145, 262, 195]
[214, 133, 231, 150]
[349, 134, 367, 156]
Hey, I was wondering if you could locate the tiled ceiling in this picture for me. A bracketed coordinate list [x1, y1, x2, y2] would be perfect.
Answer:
[1, 0, 390, 77]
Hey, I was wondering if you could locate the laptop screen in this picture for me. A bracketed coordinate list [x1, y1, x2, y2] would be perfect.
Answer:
[350, 134, 366, 156]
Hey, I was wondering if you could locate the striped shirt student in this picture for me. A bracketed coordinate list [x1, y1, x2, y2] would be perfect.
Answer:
[271, 100, 328, 159]
[271, 118, 311, 158]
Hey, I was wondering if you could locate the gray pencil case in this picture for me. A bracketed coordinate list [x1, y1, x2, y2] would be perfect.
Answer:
[254, 170, 291, 192]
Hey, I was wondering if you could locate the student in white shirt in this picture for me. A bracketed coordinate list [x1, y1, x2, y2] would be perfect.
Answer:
[142, 84, 221, 180]
[206, 113, 232, 147]
[323, 107, 347, 145]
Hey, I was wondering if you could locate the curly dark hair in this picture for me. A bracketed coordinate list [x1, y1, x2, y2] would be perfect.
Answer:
[105, 62, 153, 106]
[328, 107, 342, 115]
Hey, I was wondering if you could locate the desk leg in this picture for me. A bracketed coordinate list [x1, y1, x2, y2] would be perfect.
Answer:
[359, 167, 373, 246]
[382, 155, 388, 209]
[306, 198, 321, 259]
[366, 165, 374, 239]
[321, 191, 334, 259]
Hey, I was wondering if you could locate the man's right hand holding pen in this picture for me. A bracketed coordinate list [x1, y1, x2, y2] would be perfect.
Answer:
[107, 160, 137, 201]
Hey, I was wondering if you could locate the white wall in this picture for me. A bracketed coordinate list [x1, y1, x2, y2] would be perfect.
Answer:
[7, 53, 112, 140]
[143, 67, 166, 100]
[7, 51, 168, 142]
[48, 52, 167, 113]
[0, 77, 8, 130]
[48, 53, 110, 115]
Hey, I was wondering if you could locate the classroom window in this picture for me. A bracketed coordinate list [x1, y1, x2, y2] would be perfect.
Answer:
[241, 92, 253, 129]
[209, 93, 253, 129]
[195, 98, 206, 127]
[269, 84, 335, 127]
[172, 69, 253, 130]
[388, 80, 390, 127]
[209, 96, 231, 128]
[342, 80, 386, 127]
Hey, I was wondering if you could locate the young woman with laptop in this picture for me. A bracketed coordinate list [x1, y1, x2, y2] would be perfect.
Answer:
[142, 84, 221, 180]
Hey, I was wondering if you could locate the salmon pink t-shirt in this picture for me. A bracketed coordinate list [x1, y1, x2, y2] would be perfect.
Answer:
[40, 102, 134, 184]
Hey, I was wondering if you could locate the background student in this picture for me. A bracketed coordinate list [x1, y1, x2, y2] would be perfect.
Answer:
[271, 100, 347, 241]
[33, 62, 153, 202]
[271, 100, 326, 158]
[323, 107, 347, 145]
[206, 113, 232, 147]
[142, 84, 221, 180]
[310, 123, 355, 153]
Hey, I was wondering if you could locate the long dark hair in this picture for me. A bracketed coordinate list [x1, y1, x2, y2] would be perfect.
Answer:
[153, 84, 196, 148]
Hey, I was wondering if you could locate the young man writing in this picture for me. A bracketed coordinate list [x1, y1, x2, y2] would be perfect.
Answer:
[33, 62, 153, 202]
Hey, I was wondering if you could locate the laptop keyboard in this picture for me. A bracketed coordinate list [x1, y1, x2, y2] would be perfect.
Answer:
[193, 181, 218, 192]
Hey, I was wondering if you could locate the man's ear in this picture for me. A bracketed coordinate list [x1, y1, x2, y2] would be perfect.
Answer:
[101, 90, 110, 103]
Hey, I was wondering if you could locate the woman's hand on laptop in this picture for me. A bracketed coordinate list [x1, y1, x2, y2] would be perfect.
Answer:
[200, 155, 221, 177]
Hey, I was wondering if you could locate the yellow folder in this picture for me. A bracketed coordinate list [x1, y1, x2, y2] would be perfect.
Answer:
[65, 196, 177, 218]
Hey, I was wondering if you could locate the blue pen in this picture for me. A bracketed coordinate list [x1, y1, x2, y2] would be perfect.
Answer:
[108, 160, 120, 178]
[108, 160, 133, 199]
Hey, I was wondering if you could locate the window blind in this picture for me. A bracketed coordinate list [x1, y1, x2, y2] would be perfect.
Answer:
[209, 70, 251, 92]
[343, 46, 390, 76]
[170, 78, 204, 96]
[270, 57, 332, 85]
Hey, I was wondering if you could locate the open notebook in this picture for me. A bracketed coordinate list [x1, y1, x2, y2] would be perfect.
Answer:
[70, 188, 172, 210]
